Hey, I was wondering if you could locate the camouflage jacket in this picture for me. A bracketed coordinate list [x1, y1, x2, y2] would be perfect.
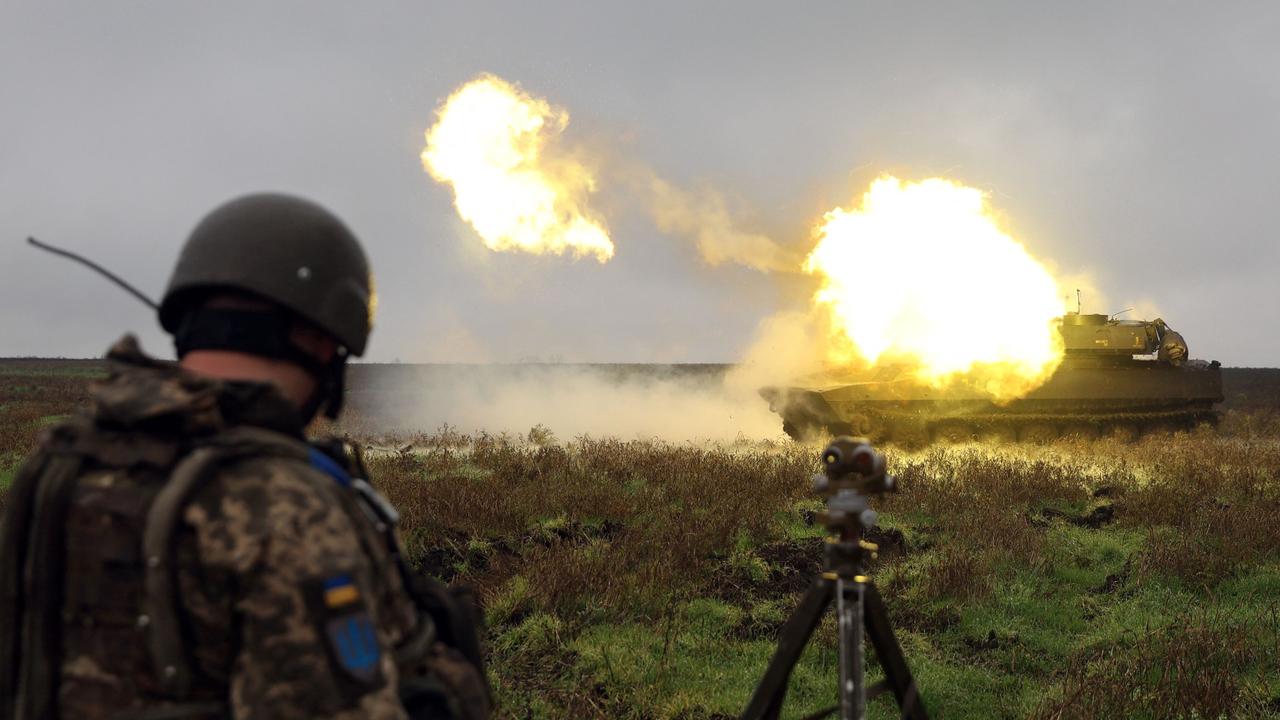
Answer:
[0, 337, 487, 720]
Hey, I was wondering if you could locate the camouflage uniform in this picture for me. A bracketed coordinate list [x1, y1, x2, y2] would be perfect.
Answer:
[0, 337, 489, 720]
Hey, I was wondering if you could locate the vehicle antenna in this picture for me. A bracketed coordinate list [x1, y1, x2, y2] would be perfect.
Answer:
[1076, 289, 1082, 315]
[26, 236, 159, 310]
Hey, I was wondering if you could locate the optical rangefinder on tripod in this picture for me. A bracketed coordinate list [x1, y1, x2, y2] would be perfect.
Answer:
[741, 437, 928, 720]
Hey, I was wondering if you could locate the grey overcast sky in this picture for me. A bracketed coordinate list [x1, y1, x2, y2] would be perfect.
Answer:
[1, 2, 1277, 365]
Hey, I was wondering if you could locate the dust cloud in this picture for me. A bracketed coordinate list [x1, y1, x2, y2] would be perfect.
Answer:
[725, 310, 830, 394]
[348, 364, 785, 442]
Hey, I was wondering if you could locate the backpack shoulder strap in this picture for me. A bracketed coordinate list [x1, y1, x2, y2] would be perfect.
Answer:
[0, 425, 89, 720]
[141, 425, 308, 698]
[0, 450, 50, 720]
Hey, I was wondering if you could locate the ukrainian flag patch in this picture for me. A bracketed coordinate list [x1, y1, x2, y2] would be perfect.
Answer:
[319, 574, 381, 684]
[323, 574, 361, 608]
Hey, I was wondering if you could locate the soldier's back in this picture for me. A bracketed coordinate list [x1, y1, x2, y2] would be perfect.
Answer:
[2, 337, 416, 720]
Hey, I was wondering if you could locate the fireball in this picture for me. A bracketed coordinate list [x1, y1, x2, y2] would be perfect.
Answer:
[422, 74, 614, 262]
[804, 176, 1064, 399]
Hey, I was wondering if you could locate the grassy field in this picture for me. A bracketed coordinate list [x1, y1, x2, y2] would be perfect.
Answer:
[2, 361, 1279, 719]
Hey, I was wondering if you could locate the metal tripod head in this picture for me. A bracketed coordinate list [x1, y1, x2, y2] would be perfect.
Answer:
[814, 437, 895, 550]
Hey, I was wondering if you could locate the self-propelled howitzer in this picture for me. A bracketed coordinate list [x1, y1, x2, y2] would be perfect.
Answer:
[761, 313, 1223, 443]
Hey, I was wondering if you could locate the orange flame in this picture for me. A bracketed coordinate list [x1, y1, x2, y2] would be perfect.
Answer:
[422, 74, 613, 262]
[804, 176, 1064, 399]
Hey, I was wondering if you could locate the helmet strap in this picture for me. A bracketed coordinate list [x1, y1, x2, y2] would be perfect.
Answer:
[318, 350, 349, 420]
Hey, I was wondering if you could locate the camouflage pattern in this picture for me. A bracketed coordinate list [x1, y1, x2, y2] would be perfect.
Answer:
[26, 336, 443, 719]
[409, 644, 494, 720]
[167, 455, 417, 719]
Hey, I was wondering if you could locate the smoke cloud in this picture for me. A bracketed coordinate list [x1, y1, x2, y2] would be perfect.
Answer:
[646, 176, 800, 273]
[725, 310, 829, 394]
[349, 365, 784, 442]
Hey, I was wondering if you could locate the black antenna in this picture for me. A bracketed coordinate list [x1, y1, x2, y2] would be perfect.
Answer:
[1076, 289, 1082, 315]
[26, 236, 159, 310]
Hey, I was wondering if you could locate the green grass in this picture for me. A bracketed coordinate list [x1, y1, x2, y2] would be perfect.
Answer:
[481, 528, 1279, 719]
[2, 367, 1279, 718]
[0, 458, 18, 492]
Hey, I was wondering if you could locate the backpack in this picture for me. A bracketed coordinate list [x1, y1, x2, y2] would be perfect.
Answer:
[0, 420, 491, 720]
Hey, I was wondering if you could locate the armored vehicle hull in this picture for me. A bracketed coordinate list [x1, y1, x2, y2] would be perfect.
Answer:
[763, 314, 1223, 443]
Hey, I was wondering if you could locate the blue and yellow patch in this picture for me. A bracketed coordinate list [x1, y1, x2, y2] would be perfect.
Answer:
[320, 574, 381, 683]
[326, 613, 381, 683]
[323, 574, 361, 608]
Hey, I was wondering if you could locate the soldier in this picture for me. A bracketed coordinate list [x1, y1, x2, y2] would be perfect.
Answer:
[0, 194, 492, 719]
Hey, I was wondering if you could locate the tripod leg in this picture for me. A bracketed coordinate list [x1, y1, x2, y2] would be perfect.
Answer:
[740, 579, 833, 720]
[862, 583, 929, 720]
[835, 578, 865, 720]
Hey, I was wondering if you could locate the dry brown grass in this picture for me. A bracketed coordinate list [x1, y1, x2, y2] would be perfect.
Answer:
[0, 366, 97, 512]
[1120, 436, 1280, 587]
[367, 433, 817, 618]
[1037, 608, 1279, 719]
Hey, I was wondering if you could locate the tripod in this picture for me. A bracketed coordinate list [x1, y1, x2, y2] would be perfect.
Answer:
[741, 438, 928, 720]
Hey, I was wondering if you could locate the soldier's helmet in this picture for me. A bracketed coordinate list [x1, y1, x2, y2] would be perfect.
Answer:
[158, 193, 374, 356]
